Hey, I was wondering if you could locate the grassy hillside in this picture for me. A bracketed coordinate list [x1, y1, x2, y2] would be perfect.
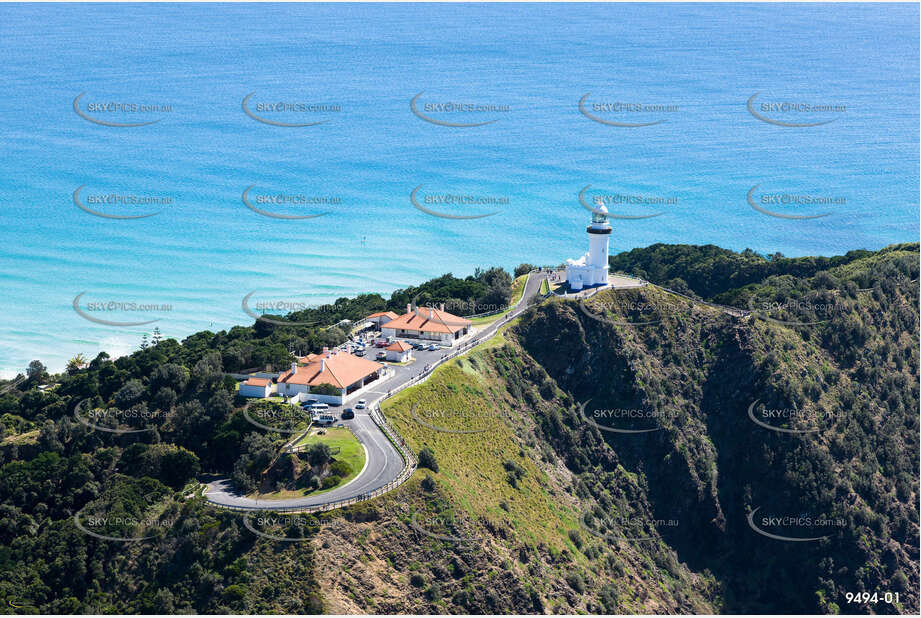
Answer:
[312, 331, 719, 613]
[515, 245, 918, 614]
[314, 242, 918, 614]
[0, 243, 915, 614]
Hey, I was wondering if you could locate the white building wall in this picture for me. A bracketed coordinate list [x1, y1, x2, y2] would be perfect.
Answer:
[239, 383, 270, 398]
[386, 349, 412, 362]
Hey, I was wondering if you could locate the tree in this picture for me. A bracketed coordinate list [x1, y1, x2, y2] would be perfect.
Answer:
[150, 363, 190, 393]
[306, 443, 332, 468]
[140, 334, 149, 350]
[418, 447, 439, 472]
[65, 354, 87, 375]
[114, 379, 145, 410]
[26, 360, 46, 383]
[151, 327, 162, 345]
[515, 263, 537, 277]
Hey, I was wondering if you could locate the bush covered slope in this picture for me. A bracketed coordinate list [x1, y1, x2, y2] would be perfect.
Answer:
[0, 244, 916, 614]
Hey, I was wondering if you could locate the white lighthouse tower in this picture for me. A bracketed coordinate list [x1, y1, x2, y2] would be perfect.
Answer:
[565, 203, 612, 291]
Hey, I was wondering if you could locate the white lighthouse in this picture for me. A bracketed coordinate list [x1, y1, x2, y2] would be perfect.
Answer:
[565, 203, 612, 291]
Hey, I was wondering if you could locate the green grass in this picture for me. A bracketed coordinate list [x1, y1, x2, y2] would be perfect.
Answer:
[254, 427, 366, 499]
[295, 427, 365, 476]
[1, 428, 39, 445]
[539, 278, 550, 295]
[469, 274, 528, 326]
[381, 329, 584, 554]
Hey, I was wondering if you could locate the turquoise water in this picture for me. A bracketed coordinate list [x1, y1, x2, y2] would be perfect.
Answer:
[0, 3, 918, 374]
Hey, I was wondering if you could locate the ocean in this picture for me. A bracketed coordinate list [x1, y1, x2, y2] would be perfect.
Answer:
[0, 2, 918, 375]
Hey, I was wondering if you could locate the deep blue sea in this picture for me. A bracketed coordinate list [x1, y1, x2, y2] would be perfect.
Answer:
[0, 3, 918, 375]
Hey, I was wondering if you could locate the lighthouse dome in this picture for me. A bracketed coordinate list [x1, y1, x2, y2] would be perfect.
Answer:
[591, 203, 609, 225]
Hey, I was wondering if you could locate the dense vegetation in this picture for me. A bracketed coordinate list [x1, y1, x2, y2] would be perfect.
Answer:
[0, 266, 518, 613]
[606, 243, 914, 301]
[0, 245, 916, 614]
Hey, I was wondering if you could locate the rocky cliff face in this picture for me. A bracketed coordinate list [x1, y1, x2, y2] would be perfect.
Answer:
[315, 245, 918, 614]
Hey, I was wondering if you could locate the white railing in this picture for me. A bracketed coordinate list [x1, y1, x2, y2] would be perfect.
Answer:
[208, 271, 547, 514]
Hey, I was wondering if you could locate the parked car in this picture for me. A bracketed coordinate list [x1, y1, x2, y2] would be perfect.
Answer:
[375, 351, 387, 360]
[316, 414, 335, 425]
[427, 344, 439, 351]
[354, 349, 365, 357]
[412, 342, 425, 350]
[341, 408, 355, 420]
[355, 400, 367, 410]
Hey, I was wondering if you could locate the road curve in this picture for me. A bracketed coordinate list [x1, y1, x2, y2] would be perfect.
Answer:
[203, 270, 548, 511]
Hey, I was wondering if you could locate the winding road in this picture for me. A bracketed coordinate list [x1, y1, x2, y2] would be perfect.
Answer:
[203, 270, 548, 512]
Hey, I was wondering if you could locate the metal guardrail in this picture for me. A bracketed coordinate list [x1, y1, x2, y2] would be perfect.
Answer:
[207, 271, 544, 515]
[208, 471, 415, 515]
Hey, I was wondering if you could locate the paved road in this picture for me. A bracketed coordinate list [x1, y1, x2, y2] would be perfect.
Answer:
[203, 270, 548, 511]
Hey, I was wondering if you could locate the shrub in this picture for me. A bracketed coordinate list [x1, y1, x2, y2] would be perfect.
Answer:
[503, 459, 526, 487]
[311, 383, 340, 396]
[424, 584, 441, 602]
[321, 475, 341, 489]
[566, 572, 585, 594]
[568, 529, 583, 549]
[329, 460, 352, 478]
[418, 447, 439, 472]
[307, 443, 332, 467]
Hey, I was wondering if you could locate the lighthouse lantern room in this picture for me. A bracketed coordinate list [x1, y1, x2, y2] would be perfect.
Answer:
[565, 202, 612, 291]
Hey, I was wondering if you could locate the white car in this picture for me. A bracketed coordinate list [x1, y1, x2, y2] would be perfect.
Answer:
[355, 399, 367, 410]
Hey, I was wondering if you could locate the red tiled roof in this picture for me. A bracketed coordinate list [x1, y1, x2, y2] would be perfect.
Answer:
[386, 341, 413, 352]
[279, 351, 383, 389]
[244, 378, 271, 386]
[382, 307, 471, 334]
[366, 311, 399, 321]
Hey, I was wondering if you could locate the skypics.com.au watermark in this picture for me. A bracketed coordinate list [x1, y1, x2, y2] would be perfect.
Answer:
[241, 292, 343, 327]
[410, 404, 502, 435]
[241, 186, 336, 220]
[747, 297, 849, 327]
[580, 511, 679, 542]
[410, 511, 478, 543]
[578, 296, 685, 327]
[746, 93, 846, 127]
[73, 494, 174, 542]
[74, 93, 173, 127]
[74, 399, 173, 434]
[747, 507, 846, 542]
[579, 93, 678, 127]
[241, 402, 309, 434]
[410, 185, 507, 220]
[72, 292, 173, 327]
[243, 513, 347, 542]
[242, 92, 340, 127]
[441, 299, 510, 315]
[73, 185, 172, 220]
[747, 185, 844, 220]
[577, 401, 679, 434]
[747, 400, 841, 434]
[579, 185, 676, 219]
[410, 92, 509, 127]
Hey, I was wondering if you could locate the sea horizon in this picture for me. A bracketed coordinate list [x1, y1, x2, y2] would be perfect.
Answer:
[1, 2, 918, 375]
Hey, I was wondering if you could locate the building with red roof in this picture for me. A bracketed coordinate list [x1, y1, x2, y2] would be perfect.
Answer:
[277, 347, 385, 404]
[381, 304, 472, 346]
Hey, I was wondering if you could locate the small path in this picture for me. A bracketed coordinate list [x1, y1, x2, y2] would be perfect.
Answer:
[203, 270, 548, 512]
